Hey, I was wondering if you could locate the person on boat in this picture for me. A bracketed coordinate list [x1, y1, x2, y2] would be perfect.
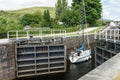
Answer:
[78, 51, 81, 56]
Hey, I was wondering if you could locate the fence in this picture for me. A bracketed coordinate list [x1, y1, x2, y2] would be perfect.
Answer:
[95, 29, 120, 42]
[7, 29, 66, 40]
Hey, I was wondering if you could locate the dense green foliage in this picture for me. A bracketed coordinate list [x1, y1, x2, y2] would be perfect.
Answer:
[59, 0, 102, 27]
[21, 11, 42, 27]
[0, 11, 22, 32]
[0, 11, 22, 38]
[61, 4, 83, 27]
[72, 0, 102, 27]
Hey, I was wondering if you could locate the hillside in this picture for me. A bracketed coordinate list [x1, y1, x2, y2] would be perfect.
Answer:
[8, 7, 55, 18]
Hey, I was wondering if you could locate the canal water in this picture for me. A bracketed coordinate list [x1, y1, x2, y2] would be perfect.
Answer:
[18, 59, 94, 80]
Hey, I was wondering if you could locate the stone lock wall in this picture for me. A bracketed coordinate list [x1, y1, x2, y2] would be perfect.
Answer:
[0, 41, 15, 80]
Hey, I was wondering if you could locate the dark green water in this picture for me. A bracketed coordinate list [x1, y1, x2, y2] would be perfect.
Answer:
[18, 60, 94, 80]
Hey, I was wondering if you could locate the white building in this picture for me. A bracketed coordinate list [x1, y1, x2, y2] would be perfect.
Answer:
[110, 21, 116, 26]
[24, 25, 31, 30]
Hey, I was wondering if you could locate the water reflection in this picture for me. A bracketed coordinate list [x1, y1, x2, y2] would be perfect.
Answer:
[65, 60, 93, 80]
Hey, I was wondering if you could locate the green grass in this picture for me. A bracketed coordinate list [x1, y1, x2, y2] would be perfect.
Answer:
[86, 26, 104, 34]
[52, 26, 81, 33]
[65, 27, 80, 32]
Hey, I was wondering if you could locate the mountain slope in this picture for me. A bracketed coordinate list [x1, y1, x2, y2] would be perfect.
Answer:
[8, 7, 55, 18]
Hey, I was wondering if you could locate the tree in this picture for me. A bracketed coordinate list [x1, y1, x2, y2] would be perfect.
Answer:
[72, 0, 102, 26]
[20, 14, 34, 26]
[42, 9, 52, 27]
[0, 17, 7, 33]
[60, 3, 83, 27]
[33, 11, 42, 27]
[0, 17, 7, 26]
[20, 12, 42, 27]
[55, 0, 68, 21]
[62, 0, 68, 10]
[61, 7, 82, 27]
[55, 0, 62, 21]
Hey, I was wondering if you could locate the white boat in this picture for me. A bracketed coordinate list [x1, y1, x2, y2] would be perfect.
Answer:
[69, 42, 91, 63]
[69, 49, 91, 63]
[69, 0, 92, 63]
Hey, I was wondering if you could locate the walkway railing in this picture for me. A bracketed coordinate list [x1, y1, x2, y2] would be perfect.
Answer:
[7, 29, 66, 40]
[95, 29, 120, 42]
